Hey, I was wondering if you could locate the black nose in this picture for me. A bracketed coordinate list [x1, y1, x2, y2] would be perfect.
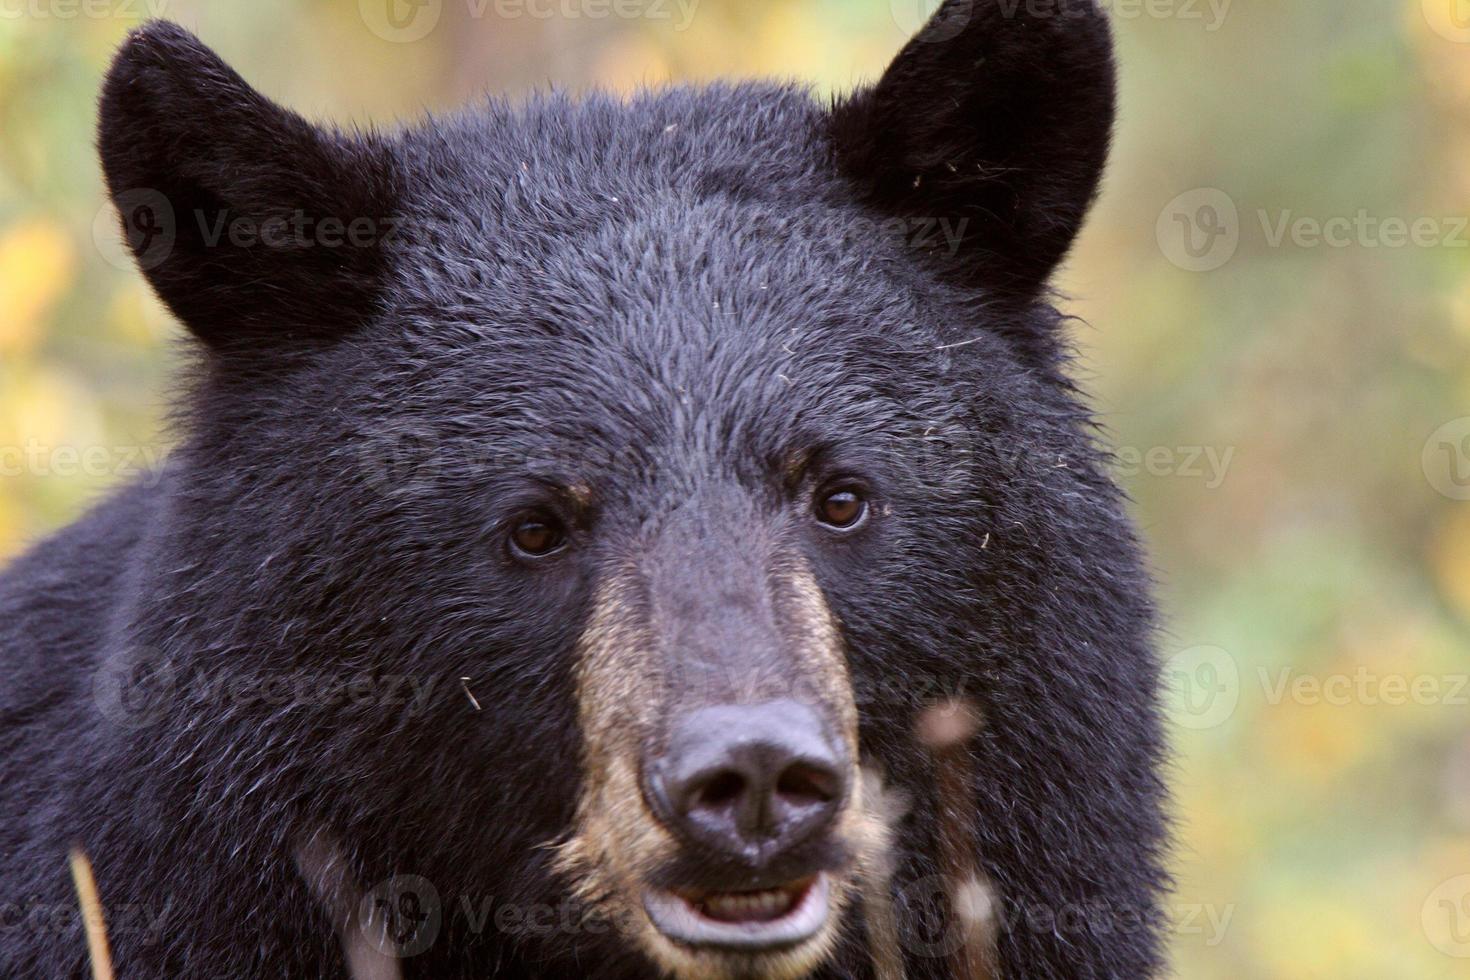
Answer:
[648, 701, 848, 863]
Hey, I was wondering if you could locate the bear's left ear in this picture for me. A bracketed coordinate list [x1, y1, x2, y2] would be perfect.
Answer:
[98, 21, 401, 355]
[831, 0, 1115, 301]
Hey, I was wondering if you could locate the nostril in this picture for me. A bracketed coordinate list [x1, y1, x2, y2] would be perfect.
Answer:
[650, 701, 850, 859]
[694, 770, 746, 810]
[775, 762, 839, 807]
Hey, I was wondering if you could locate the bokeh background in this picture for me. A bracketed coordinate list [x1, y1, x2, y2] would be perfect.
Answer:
[2, 1, 1468, 976]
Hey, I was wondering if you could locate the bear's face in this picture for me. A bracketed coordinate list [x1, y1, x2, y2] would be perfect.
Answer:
[99, 4, 1128, 976]
[301, 125, 1002, 975]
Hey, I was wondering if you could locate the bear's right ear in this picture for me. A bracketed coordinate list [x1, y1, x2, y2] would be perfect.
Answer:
[831, 0, 1115, 304]
[98, 22, 401, 354]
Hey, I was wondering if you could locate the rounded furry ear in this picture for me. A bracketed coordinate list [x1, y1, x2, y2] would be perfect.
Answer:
[98, 21, 401, 353]
[831, 0, 1116, 300]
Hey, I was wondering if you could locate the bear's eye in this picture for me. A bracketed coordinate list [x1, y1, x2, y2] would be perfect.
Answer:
[509, 516, 568, 559]
[814, 487, 868, 531]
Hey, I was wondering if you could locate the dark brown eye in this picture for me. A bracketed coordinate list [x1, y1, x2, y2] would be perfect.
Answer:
[815, 488, 868, 530]
[509, 517, 567, 558]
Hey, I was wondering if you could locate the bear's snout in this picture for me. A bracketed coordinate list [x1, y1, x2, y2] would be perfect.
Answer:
[646, 700, 849, 865]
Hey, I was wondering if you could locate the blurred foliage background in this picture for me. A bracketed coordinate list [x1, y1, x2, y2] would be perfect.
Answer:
[2, 1, 1468, 976]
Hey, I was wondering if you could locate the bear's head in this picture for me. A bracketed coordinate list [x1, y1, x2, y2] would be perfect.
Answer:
[98, 3, 1162, 977]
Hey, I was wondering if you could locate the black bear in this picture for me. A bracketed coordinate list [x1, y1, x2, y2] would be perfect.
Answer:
[0, 2, 1167, 977]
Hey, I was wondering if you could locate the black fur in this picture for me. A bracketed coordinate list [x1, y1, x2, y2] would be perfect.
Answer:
[831, 0, 1116, 363]
[0, 3, 1167, 977]
[833, 0, 1115, 288]
[98, 22, 400, 353]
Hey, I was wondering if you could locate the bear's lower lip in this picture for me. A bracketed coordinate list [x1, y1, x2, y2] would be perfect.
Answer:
[643, 873, 829, 950]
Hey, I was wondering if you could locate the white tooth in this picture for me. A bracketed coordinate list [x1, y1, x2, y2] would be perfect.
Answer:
[700, 886, 803, 921]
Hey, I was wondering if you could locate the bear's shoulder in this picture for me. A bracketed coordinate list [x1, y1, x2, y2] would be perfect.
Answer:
[0, 479, 160, 710]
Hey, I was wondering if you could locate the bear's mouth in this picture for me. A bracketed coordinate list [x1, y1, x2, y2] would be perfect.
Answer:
[643, 873, 829, 950]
